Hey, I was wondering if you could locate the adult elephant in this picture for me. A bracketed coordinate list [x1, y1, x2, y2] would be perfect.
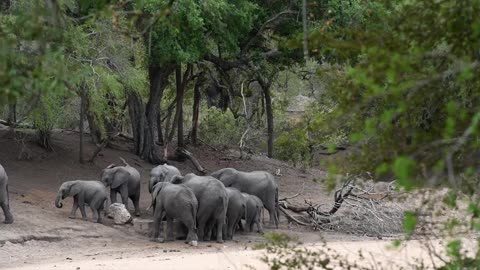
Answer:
[211, 168, 279, 228]
[171, 173, 227, 243]
[101, 157, 141, 216]
[150, 182, 198, 246]
[149, 164, 181, 193]
[55, 180, 107, 223]
[224, 187, 246, 240]
[0, 164, 13, 224]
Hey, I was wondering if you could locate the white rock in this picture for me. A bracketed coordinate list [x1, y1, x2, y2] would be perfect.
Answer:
[107, 203, 132, 225]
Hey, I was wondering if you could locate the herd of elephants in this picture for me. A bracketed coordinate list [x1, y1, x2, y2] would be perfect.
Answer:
[0, 158, 280, 245]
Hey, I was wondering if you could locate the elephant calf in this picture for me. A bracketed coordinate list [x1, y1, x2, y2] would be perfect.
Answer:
[0, 164, 13, 224]
[101, 157, 141, 216]
[225, 187, 246, 240]
[55, 180, 107, 223]
[150, 182, 198, 246]
[241, 193, 264, 234]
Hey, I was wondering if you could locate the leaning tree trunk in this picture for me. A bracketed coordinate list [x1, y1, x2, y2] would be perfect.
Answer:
[127, 64, 174, 164]
[84, 95, 102, 145]
[262, 86, 274, 158]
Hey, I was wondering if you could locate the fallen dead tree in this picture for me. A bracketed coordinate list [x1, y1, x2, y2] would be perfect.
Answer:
[279, 176, 405, 237]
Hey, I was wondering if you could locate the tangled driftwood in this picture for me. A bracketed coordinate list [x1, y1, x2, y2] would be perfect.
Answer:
[279, 175, 403, 236]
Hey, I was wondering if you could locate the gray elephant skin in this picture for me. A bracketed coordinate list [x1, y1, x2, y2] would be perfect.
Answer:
[150, 182, 198, 245]
[211, 168, 279, 228]
[149, 164, 181, 193]
[55, 180, 107, 223]
[0, 164, 13, 224]
[224, 187, 246, 240]
[241, 193, 264, 233]
[101, 157, 141, 216]
[171, 173, 228, 243]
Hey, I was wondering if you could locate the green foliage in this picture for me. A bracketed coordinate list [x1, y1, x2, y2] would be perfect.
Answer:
[314, 0, 480, 189]
[199, 107, 245, 146]
[0, 0, 70, 105]
[274, 129, 310, 167]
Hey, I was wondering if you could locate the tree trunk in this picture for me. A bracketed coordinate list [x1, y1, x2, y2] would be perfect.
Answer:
[127, 90, 145, 155]
[156, 111, 164, 145]
[127, 63, 173, 164]
[79, 91, 85, 164]
[7, 102, 16, 125]
[263, 86, 274, 158]
[84, 95, 102, 145]
[191, 73, 204, 145]
[176, 64, 185, 148]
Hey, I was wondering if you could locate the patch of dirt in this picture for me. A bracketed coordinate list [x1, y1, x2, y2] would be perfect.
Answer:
[0, 129, 383, 269]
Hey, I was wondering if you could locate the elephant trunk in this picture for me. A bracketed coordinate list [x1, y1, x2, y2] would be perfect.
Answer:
[55, 193, 63, 208]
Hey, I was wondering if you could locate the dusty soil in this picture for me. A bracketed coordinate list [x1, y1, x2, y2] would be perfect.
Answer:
[0, 128, 402, 269]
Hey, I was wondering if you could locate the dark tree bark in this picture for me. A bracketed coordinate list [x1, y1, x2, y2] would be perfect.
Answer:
[145, 64, 174, 163]
[7, 102, 16, 125]
[190, 72, 205, 145]
[127, 91, 145, 155]
[176, 65, 186, 148]
[166, 63, 192, 147]
[258, 76, 274, 158]
[79, 91, 85, 163]
[156, 111, 164, 145]
[126, 64, 174, 164]
[83, 95, 102, 145]
[263, 87, 274, 158]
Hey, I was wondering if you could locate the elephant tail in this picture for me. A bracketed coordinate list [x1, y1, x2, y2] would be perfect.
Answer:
[148, 184, 161, 211]
[119, 157, 129, 167]
[191, 202, 197, 230]
[275, 187, 279, 226]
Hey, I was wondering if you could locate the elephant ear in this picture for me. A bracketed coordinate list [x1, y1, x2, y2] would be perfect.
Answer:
[112, 168, 131, 189]
[68, 181, 82, 196]
[170, 175, 184, 184]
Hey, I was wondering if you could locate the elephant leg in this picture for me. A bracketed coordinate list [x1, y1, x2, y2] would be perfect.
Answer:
[197, 217, 209, 241]
[90, 205, 98, 222]
[204, 218, 214, 241]
[69, 196, 79, 219]
[120, 186, 129, 210]
[78, 196, 87, 220]
[97, 199, 105, 223]
[110, 190, 117, 204]
[238, 219, 245, 232]
[131, 193, 140, 217]
[184, 219, 198, 244]
[265, 202, 277, 228]
[215, 217, 224, 243]
[0, 200, 13, 224]
[166, 217, 175, 241]
[255, 214, 264, 234]
[151, 209, 164, 242]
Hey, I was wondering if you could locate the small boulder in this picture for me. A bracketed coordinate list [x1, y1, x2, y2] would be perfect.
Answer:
[107, 203, 132, 225]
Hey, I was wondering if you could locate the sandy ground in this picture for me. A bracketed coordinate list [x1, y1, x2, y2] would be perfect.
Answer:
[0, 128, 451, 269]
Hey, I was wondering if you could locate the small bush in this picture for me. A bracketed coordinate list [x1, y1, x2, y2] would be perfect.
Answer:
[274, 128, 311, 167]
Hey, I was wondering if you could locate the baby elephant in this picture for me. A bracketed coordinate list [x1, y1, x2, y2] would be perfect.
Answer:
[150, 182, 198, 246]
[55, 180, 107, 223]
[241, 193, 264, 234]
[101, 157, 141, 216]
